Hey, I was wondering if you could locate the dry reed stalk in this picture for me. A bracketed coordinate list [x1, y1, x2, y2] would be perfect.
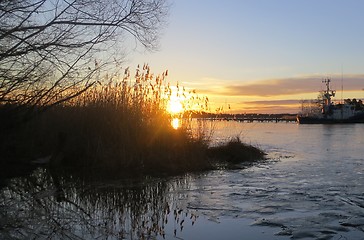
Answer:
[2, 65, 237, 176]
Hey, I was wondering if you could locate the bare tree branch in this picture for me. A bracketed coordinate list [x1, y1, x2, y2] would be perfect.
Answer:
[0, 0, 169, 113]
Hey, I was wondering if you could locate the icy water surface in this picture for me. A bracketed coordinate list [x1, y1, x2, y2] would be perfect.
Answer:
[1, 122, 364, 239]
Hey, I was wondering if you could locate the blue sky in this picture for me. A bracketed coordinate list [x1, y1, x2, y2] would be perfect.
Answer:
[130, 0, 364, 113]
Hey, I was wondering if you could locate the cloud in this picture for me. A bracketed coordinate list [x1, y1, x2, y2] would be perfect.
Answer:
[234, 99, 302, 114]
[241, 99, 301, 105]
[231, 103, 299, 114]
[207, 74, 364, 97]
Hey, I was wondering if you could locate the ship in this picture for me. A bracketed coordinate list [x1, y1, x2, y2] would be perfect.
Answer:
[296, 79, 364, 124]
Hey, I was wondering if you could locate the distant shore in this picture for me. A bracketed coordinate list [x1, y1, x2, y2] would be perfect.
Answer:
[186, 112, 297, 123]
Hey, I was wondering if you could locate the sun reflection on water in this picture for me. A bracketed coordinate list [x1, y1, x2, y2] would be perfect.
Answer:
[171, 118, 180, 129]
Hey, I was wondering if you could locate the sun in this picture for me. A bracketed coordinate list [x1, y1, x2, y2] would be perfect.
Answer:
[167, 97, 183, 114]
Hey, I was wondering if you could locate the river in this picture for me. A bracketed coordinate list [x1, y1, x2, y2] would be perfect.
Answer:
[1, 122, 364, 239]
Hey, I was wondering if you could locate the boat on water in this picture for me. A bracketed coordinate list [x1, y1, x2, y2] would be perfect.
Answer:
[297, 79, 364, 124]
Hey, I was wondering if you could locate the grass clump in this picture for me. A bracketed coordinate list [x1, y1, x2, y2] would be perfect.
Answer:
[208, 137, 266, 165]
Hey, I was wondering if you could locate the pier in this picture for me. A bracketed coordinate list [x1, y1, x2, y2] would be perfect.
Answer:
[190, 113, 298, 123]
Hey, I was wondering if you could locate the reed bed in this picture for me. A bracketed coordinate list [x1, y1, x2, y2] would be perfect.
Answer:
[1, 65, 264, 177]
[1, 66, 211, 176]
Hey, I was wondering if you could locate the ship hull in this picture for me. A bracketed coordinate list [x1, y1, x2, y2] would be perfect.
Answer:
[297, 112, 364, 124]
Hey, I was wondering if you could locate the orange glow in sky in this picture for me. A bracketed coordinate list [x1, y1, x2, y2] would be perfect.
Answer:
[130, 1, 364, 114]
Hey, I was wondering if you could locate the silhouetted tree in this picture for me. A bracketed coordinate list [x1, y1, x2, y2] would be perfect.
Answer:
[0, 0, 168, 109]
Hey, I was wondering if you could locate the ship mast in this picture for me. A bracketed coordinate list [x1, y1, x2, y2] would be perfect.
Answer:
[341, 66, 344, 104]
[322, 78, 336, 112]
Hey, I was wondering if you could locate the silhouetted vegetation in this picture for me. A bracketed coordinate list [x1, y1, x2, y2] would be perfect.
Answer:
[0, 1, 265, 178]
[208, 137, 266, 165]
[1, 66, 265, 178]
[1, 0, 168, 112]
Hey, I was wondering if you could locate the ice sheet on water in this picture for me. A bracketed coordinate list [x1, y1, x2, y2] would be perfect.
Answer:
[179, 123, 364, 239]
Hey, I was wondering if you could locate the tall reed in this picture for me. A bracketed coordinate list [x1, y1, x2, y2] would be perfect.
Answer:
[2, 64, 264, 177]
[3, 65, 211, 176]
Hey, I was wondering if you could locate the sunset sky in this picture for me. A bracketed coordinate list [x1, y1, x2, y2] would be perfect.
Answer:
[130, 0, 364, 114]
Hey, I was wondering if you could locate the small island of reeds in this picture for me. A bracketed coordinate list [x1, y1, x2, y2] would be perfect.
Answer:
[0, 66, 265, 178]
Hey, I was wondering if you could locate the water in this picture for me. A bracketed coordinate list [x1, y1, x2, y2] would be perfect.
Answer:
[1, 122, 364, 239]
